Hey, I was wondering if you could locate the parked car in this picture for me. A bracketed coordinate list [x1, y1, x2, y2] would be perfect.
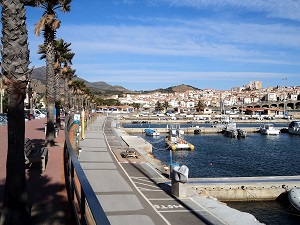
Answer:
[25, 113, 35, 120]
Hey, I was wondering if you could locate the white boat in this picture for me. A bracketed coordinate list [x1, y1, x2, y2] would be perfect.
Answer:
[288, 121, 300, 135]
[288, 188, 300, 212]
[144, 128, 160, 136]
[165, 126, 194, 151]
[259, 123, 280, 135]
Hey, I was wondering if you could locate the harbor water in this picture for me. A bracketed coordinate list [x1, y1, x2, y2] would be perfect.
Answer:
[123, 122, 300, 225]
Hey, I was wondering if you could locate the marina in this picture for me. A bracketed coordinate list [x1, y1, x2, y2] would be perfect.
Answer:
[121, 121, 300, 225]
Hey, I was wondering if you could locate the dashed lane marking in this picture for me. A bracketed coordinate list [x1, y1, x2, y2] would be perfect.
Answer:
[134, 181, 159, 189]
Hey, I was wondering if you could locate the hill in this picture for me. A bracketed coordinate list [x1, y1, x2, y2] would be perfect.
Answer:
[30, 66, 131, 94]
[143, 84, 201, 94]
[30, 66, 200, 95]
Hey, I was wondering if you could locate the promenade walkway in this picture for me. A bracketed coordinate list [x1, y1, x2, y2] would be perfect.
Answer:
[0, 115, 263, 225]
[78, 116, 263, 225]
[0, 118, 72, 225]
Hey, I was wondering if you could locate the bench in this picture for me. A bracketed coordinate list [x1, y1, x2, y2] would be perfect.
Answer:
[24, 138, 49, 173]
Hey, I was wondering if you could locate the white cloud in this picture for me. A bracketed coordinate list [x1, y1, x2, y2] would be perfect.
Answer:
[155, 0, 300, 21]
[56, 19, 300, 67]
[73, 63, 293, 83]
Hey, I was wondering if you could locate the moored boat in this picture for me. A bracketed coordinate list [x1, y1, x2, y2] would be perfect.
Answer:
[237, 129, 247, 138]
[165, 126, 194, 151]
[144, 128, 160, 136]
[222, 122, 247, 138]
[259, 123, 280, 135]
[288, 121, 300, 135]
[288, 188, 300, 212]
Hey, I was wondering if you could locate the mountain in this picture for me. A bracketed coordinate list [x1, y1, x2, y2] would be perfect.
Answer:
[143, 84, 201, 94]
[30, 66, 199, 95]
[30, 66, 131, 94]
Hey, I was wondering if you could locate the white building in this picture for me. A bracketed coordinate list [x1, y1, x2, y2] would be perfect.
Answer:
[265, 93, 277, 101]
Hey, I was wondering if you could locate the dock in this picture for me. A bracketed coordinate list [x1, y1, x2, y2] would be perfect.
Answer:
[121, 126, 261, 134]
[188, 176, 300, 201]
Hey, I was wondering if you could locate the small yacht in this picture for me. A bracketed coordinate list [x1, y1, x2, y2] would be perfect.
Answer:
[144, 128, 160, 136]
[259, 123, 280, 135]
[288, 188, 300, 212]
[288, 121, 300, 135]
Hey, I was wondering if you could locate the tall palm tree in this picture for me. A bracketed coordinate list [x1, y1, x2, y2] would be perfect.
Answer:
[62, 66, 76, 113]
[34, 0, 71, 146]
[70, 80, 86, 111]
[0, 0, 31, 224]
[38, 38, 74, 125]
[57, 39, 74, 117]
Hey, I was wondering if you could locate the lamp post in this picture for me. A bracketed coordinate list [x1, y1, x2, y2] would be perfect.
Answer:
[169, 149, 173, 179]
[284, 99, 286, 117]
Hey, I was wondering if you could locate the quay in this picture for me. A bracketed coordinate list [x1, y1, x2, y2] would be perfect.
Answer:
[120, 126, 261, 134]
[114, 121, 298, 202]
[189, 176, 300, 201]
[78, 116, 263, 225]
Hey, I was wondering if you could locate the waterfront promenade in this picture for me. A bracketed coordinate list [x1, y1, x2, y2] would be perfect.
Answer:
[0, 117, 72, 225]
[0, 115, 264, 224]
[78, 115, 263, 225]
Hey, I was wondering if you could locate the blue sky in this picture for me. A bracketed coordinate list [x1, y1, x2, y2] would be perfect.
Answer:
[24, 0, 300, 91]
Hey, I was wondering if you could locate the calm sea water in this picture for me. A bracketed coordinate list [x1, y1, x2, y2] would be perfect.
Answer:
[123, 122, 300, 225]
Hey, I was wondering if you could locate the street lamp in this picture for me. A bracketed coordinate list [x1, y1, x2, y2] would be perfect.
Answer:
[284, 99, 287, 118]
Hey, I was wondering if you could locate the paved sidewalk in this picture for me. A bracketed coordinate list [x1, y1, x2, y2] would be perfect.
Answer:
[0, 118, 72, 225]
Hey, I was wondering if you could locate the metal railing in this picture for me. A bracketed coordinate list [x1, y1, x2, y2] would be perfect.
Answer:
[64, 115, 110, 225]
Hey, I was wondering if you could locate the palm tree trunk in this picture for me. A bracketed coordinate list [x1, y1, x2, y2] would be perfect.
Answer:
[64, 77, 69, 113]
[44, 25, 56, 146]
[55, 72, 61, 126]
[0, 0, 30, 224]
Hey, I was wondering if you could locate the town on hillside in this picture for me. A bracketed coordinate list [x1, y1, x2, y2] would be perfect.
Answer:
[97, 81, 300, 120]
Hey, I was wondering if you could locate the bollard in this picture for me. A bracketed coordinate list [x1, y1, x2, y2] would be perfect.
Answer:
[171, 180, 188, 198]
[171, 165, 189, 198]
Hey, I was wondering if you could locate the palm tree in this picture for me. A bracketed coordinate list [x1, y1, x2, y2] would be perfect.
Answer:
[70, 80, 86, 111]
[0, 0, 31, 224]
[62, 66, 76, 113]
[196, 100, 205, 113]
[163, 100, 169, 112]
[34, 0, 71, 146]
[38, 38, 74, 125]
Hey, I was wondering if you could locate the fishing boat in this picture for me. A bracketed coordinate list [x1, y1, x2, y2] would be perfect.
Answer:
[259, 123, 280, 135]
[223, 122, 247, 138]
[144, 128, 160, 136]
[165, 127, 194, 151]
[288, 121, 300, 135]
[288, 188, 300, 212]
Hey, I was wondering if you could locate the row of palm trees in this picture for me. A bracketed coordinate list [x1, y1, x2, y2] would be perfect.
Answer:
[0, 0, 95, 224]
